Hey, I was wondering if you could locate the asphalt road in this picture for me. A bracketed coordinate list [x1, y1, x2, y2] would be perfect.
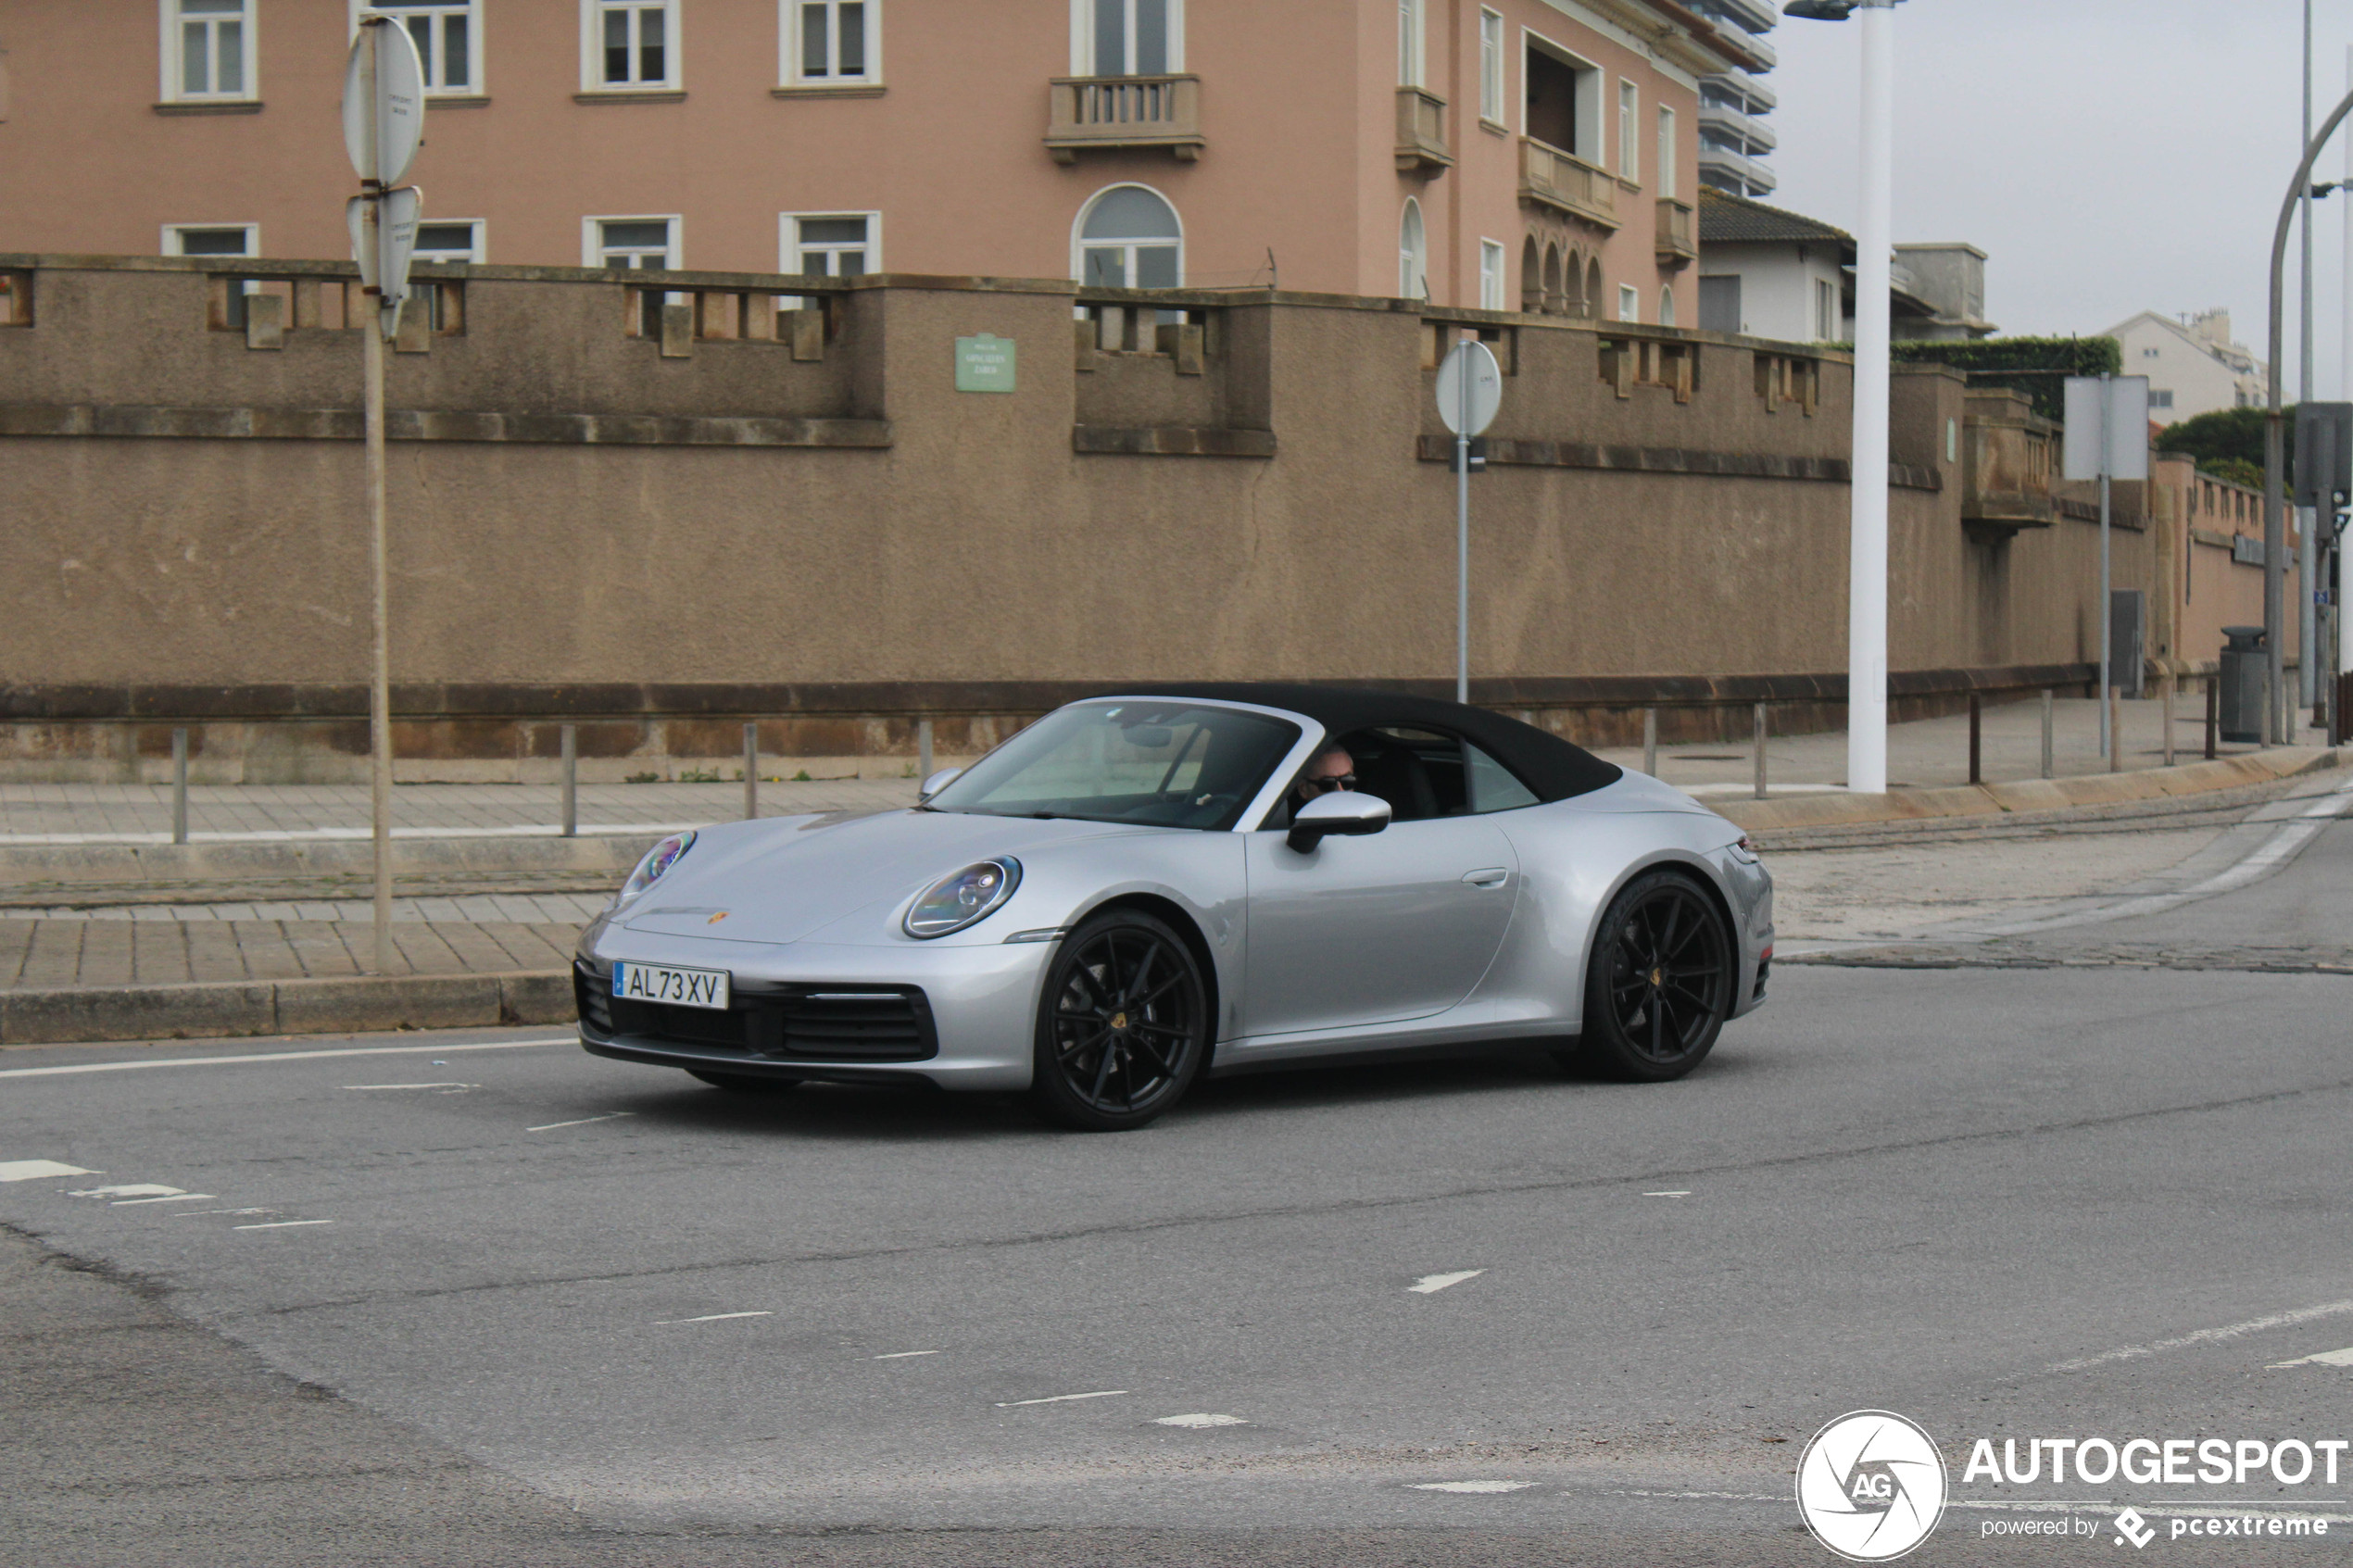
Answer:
[9, 832, 2353, 1565]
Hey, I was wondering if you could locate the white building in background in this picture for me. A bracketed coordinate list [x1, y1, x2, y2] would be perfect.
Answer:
[2100, 310, 2267, 421]
[1685, 0, 1780, 198]
[1695, 188, 1940, 342]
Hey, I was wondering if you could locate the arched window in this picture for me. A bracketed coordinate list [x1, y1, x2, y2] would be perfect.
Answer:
[1399, 198, 1427, 299]
[1541, 243, 1563, 315]
[1584, 257, 1603, 320]
[1076, 184, 1182, 288]
[1520, 235, 1542, 313]
[1562, 246, 1582, 316]
[1658, 286, 1677, 328]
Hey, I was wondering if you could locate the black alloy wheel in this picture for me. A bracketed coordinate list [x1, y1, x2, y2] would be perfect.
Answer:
[1570, 870, 1733, 1082]
[686, 1069, 801, 1094]
[1028, 909, 1209, 1131]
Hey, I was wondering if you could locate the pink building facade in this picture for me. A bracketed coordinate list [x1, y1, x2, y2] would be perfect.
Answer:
[0, 0, 1754, 320]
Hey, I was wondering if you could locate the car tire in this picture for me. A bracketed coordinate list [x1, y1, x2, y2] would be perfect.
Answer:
[1026, 909, 1210, 1132]
[1567, 869, 1733, 1083]
[686, 1069, 801, 1094]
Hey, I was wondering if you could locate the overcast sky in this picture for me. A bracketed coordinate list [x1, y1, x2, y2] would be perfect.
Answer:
[1765, 0, 2353, 398]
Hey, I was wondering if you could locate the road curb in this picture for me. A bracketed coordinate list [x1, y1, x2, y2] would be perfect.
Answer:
[0, 970, 575, 1047]
[1717, 747, 2341, 831]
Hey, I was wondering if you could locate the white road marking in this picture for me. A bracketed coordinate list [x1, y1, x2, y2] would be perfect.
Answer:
[0, 1038, 572, 1080]
[1409, 1480, 1538, 1494]
[0, 1160, 96, 1181]
[1408, 1270, 1484, 1293]
[233, 1219, 333, 1230]
[69, 1184, 182, 1198]
[113, 1193, 216, 1205]
[995, 1390, 1128, 1407]
[345, 1083, 478, 1091]
[654, 1311, 773, 1324]
[526, 1112, 635, 1133]
[874, 1350, 940, 1360]
[2271, 1346, 2353, 1367]
[1155, 1412, 1248, 1428]
[2052, 1298, 2353, 1372]
[1643, 1190, 1692, 1197]
[178, 1208, 273, 1217]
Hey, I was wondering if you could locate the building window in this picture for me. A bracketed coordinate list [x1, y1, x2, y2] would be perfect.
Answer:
[782, 212, 877, 275]
[586, 215, 679, 270]
[2150, 389, 2174, 409]
[1399, 200, 1428, 300]
[1656, 107, 1676, 200]
[588, 0, 677, 89]
[786, 0, 876, 84]
[1815, 278, 1838, 341]
[1525, 36, 1601, 164]
[360, 2, 479, 94]
[1085, 0, 1178, 77]
[1617, 283, 1638, 322]
[164, 0, 255, 101]
[1478, 8, 1504, 124]
[1397, 0, 1423, 88]
[1658, 286, 1675, 328]
[2142, 346, 2159, 358]
[1617, 81, 1638, 182]
[413, 220, 484, 264]
[163, 222, 257, 258]
[1479, 239, 1504, 311]
[1076, 184, 1181, 287]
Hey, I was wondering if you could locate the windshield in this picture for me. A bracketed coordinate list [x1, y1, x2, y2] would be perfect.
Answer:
[926, 701, 1302, 830]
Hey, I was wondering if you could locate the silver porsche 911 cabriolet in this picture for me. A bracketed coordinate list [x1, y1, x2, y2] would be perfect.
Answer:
[573, 684, 1773, 1130]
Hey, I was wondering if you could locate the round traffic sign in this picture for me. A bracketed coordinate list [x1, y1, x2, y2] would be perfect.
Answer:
[342, 18, 425, 186]
[1435, 340, 1503, 437]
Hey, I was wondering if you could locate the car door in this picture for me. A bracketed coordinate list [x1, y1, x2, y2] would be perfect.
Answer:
[1239, 728, 1519, 1036]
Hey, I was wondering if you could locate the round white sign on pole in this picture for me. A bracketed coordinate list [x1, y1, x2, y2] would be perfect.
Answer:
[1436, 339, 1503, 437]
[342, 17, 425, 187]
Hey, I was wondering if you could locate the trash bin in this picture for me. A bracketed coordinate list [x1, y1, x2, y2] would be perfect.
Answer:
[2220, 625, 2267, 744]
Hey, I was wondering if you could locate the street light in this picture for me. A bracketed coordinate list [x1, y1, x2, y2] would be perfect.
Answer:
[1785, 0, 1906, 796]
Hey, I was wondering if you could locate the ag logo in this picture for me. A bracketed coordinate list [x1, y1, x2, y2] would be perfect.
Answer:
[1795, 1410, 1948, 1562]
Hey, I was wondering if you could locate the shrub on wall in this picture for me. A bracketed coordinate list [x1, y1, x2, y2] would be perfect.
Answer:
[2154, 406, 2290, 486]
[1889, 335, 2123, 421]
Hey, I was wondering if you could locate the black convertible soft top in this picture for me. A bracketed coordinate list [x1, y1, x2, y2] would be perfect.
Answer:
[1104, 683, 1624, 804]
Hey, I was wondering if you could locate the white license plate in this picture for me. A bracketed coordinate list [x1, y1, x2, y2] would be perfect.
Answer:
[611, 961, 731, 1010]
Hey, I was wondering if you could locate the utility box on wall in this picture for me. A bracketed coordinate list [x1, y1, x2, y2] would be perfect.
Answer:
[2109, 588, 2145, 697]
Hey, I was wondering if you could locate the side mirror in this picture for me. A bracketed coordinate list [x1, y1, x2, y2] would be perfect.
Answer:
[918, 767, 963, 801]
[1287, 790, 1390, 853]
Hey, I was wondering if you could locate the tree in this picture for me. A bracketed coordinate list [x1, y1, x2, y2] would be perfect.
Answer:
[2157, 406, 2292, 480]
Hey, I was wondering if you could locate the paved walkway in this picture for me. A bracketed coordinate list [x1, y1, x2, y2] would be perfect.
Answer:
[0, 916, 578, 988]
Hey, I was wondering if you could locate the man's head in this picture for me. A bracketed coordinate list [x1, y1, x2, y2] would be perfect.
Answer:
[1294, 745, 1355, 803]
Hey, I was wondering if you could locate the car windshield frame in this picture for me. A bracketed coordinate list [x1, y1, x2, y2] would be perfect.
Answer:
[924, 699, 1305, 832]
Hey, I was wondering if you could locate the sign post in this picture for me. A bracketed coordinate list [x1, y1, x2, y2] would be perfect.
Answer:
[2063, 374, 2149, 759]
[341, 15, 425, 974]
[1434, 339, 1502, 704]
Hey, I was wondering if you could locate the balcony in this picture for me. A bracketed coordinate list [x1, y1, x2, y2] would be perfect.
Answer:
[1394, 86, 1453, 174]
[1517, 137, 1618, 232]
[1046, 75, 1203, 163]
[1655, 198, 1696, 267]
[1696, 141, 1776, 195]
[1702, 70, 1776, 112]
[1699, 100, 1776, 153]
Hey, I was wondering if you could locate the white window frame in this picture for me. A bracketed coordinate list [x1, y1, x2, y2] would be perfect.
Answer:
[346, 1, 483, 96]
[580, 0, 681, 92]
[780, 0, 881, 87]
[778, 211, 882, 275]
[1399, 198, 1428, 301]
[1069, 0, 1185, 76]
[161, 221, 258, 257]
[1398, 0, 1424, 89]
[1658, 286, 1676, 328]
[412, 219, 487, 265]
[583, 214, 683, 270]
[1478, 239, 1505, 311]
[159, 0, 258, 104]
[1617, 80, 1638, 182]
[1656, 106, 1677, 200]
[1521, 28, 1602, 167]
[1617, 283, 1640, 323]
[1816, 278, 1838, 341]
[1478, 8, 1504, 126]
[1070, 182, 1185, 287]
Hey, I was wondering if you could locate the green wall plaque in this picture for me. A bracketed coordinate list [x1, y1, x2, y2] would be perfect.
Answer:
[955, 333, 1016, 393]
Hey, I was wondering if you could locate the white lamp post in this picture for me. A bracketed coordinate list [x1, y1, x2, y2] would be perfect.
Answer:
[1787, 0, 1905, 795]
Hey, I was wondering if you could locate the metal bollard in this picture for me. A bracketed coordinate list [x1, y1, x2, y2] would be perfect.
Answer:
[560, 723, 577, 838]
[918, 718, 934, 784]
[2162, 676, 2175, 767]
[1642, 707, 1657, 777]
[743, 722, 759, 820]
[2109, 689, 2122, 774]
[2039, 688, 2053, 780]
[2205, 675, 2219, 760]
[1967, 694, 1982, 785]
[170, 727, 189, 845]
[1753, 702, 1768, 800]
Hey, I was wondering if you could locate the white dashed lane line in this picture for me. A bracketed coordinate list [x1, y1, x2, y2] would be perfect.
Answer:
[111, 1193, 217, 1205]
[1407, 1270, 1484, 1294]
[2051, 1298, 2353, 1372]
[995, 1390, 1127, 1407]
[653, 1311, 773, 1325]
[2271, 1346, 2353, 1367]
[1155, 1413, 1248, 1428]
[346, 1083, 479, 1093]
[525, 1112, 635, 1133]
[69, 1184, 184, 1199]
[0, 1160, 95, 1181]
[233, 1219, 333, 1231]
[1410, 1480, 1538, 1494]
[1644, 1190, 1692, 1198]
[873, 1350, 940, 1360]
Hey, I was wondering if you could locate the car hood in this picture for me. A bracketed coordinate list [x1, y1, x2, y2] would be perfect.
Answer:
[614, 809, 1153, 946]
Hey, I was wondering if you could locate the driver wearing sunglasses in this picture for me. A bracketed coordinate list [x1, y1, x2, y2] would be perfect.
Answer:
[1291, 745, 1356, 805]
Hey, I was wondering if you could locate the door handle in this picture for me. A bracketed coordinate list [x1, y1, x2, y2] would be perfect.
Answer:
[1462, 867, 1509, 887]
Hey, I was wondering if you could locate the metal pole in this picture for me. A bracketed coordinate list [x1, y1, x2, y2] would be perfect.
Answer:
[1967, 693, 1981, 785]
[2206, 674, 2219, 760]
[743, 721, 758, 820]
[2039, 687, 2053, 779]
[2109, 688, 2122, 773]
[1455, 384, 1471, 706]
[363, 240, 395, 974]
[2098, 372, 2112, 759]
[1845, 0, 1895, 796]
[919, 717, 934, 783]
[170, 727, 189, 845]
[1753, 702, 1768, 800]
[560, 722, 576, 838]
[2302, 0, 2318, 710]
[1642, 707, 1657, 777]
[2163, 673, 2175, 767]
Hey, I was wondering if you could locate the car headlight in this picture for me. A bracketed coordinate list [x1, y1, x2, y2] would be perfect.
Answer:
[904, 858, 1021, 938]
[617, 830, 697, 904]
